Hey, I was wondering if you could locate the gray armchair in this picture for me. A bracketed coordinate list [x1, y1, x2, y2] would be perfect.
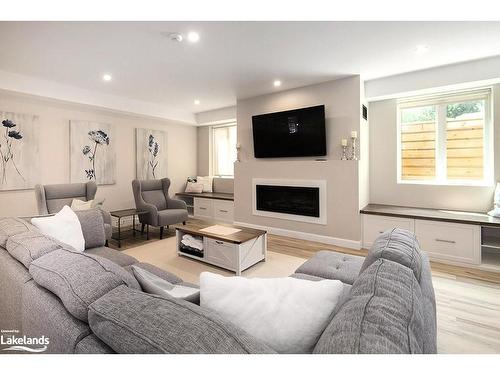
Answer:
[132, 178, 188, 239]
[34, 181, 112, 241]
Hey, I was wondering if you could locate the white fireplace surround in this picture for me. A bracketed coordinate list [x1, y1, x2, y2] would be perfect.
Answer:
[252, 178, 327, 225]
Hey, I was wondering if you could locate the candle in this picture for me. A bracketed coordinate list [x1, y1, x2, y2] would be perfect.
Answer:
[341, 138, 347, 146]
[351, 131, 358, 139]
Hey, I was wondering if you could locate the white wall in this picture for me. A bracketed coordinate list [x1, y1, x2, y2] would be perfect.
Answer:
[365, 55, 500, 101]
[0, 90, 197, 217]
[369, 83, 500, 212]
[235, 76, 365, 242]
[195, 106, 236, 125]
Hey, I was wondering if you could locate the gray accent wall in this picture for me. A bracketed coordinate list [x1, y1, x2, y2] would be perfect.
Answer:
[234, 76, 367, 242]
[0, 90, 197, 217]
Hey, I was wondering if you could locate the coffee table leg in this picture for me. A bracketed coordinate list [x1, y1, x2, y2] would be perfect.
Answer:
[146, 224, 149, 240]
[118, 217, 122, 248]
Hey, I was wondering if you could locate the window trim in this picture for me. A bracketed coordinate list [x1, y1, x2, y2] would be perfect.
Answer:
[211, 122, 237, 178]
[396, 88, 494, 187]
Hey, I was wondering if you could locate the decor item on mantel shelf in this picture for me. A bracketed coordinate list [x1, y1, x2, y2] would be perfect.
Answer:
[340, 138, 348, 160]
[340, 131, 359, 161]
[349, 130, 358, 160]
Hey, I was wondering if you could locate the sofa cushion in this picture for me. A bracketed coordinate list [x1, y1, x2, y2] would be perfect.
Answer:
[294, 250, 364, 285]
[86, 246, 137, 267]
[360, 228, 423, 282]
[21, 280, 93, 354]
[313, 259, 424, 354]
[88, 285, 275, 354]
[124, 262, 184, 284]
[31, 206, 85, 252]
[29, 248, 140, 322]
[74, 209, 106, 249]
[0, 217, 38, 247]
[6, 231, 65, 268]
[200, 272, 344, 353]
[158, 209, 189, 226]
[132, 265, 200, 304]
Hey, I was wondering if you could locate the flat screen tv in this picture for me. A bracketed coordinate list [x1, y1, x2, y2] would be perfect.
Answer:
[252, 105, 326, 158]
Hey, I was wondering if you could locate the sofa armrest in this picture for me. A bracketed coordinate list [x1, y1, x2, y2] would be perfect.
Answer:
[99, 209, 112, 225]
[88, 285, 275, 354]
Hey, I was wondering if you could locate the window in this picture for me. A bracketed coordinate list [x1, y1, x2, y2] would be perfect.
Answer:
[212, 124, 237, 176]
[398, 89, 492, 185]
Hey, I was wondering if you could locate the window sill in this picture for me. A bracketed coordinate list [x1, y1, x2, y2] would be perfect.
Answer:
[397, 179, 494, 187]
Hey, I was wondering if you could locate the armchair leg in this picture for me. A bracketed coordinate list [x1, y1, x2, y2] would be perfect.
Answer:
[141, 223, 145, 234]
[160, 226, 164, 240]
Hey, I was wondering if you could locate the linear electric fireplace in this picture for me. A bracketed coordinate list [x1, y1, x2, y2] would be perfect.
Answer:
[252, 179, 327, 224]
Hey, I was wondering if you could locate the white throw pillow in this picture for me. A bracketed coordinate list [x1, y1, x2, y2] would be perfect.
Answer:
[196, 176, 213, 193]
[200, 272, 344, 353]
[184, 182, 204, 194]
[71, 199, 93, 211]
[31, 205, 85, 252]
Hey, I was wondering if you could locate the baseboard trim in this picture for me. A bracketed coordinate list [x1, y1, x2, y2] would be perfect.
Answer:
[233, 221, 361, 250]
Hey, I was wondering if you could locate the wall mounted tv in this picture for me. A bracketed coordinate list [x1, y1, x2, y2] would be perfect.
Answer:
[252, 105, 326, 158]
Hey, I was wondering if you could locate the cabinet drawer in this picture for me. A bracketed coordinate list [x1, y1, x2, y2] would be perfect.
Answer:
[213, 200, 234, 222]
[415, 220, 480, 265]
[362, 214, 414, 248]
[205, 238, 238, 270]
[194, 198, 214, 218]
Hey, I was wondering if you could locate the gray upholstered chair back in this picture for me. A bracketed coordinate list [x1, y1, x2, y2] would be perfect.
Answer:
[35, 182, 97, 215]
[132, 178, 171, 211]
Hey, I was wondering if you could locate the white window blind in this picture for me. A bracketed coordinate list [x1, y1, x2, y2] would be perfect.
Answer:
[212, 124, 237, 177]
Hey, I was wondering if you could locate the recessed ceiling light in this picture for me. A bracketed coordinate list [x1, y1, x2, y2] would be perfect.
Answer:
[415, 45, 429, 54]
[273, 80, 282, 87]
[187, 31, 200, 43]
[102, 74, 112, 82]
[168, 32, 183, 42]
[194, 99, 200, 105]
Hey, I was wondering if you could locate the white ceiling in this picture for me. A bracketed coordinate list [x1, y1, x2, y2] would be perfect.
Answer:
[1, 21, 500, 118]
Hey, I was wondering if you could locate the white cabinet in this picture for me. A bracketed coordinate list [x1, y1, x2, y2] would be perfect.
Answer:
[205, 238, 238, 269]
[361, 213, 482, 267]
[213, 200, 234, 222]
[414, 219, 481, 265]
[194, 197, 234, 222]
[194, 198, 214, 219]
[362, 214, 414, 248]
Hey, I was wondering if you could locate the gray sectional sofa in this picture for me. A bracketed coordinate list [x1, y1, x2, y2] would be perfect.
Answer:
[0, 213, 437, 354]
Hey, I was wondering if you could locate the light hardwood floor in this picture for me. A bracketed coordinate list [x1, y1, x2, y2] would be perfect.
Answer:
[117, 226, 500, 354]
